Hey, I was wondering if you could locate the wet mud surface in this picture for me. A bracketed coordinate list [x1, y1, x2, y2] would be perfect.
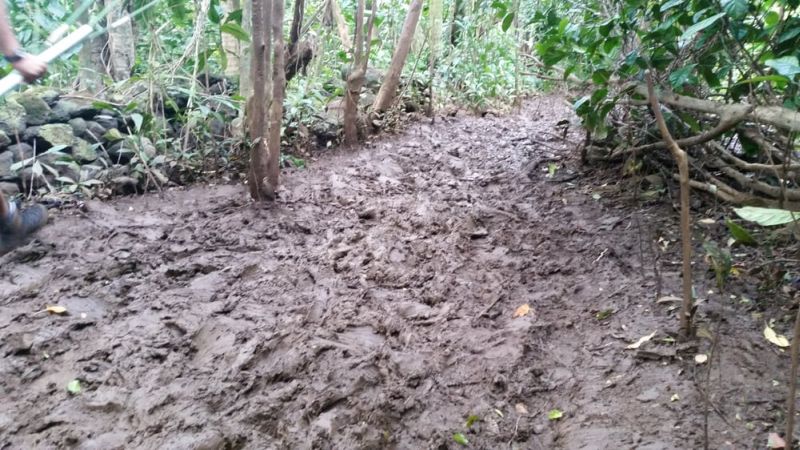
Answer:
[0, 95, 792, 449]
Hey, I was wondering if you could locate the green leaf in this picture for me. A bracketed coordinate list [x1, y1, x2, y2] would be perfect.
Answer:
[465, 414, 480, 428]
[734, 206, 800, 226]
[220, 22, 250, 42]
[131, 113, 144, 133]
[680, 13, 725, 43]
[764, 11, 780, 28]
[67, 379, 81, 395]
[453, 433, 469, 445]
[502, 12, 514, 32]
[721, 0, 748, 19]
[548, 409, 564, 420]
[660, 0, 684, 12]
[591, 88, 608, 104]
[765, 56, 800, 78]
[726, 219, 758, 246]
[668, 64, 696, 88]
[735, 75, 789, 85]
[592, 69, 611, 84]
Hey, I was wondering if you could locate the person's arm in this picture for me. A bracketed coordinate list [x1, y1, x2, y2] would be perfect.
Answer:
[0, 1, 46, 83]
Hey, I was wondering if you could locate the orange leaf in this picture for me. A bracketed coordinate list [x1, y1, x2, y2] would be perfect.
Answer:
[513, 304, 531, 318]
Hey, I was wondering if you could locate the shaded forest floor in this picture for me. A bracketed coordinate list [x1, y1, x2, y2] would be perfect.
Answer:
[0, 94, 794, 449]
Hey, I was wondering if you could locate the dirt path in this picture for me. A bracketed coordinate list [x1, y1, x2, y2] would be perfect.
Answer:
[0, 95, 790, 449]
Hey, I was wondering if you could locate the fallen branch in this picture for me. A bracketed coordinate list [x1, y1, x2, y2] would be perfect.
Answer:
[631, 83, 800, 133]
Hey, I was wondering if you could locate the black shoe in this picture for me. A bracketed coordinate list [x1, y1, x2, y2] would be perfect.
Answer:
[0, 203, 49, 256]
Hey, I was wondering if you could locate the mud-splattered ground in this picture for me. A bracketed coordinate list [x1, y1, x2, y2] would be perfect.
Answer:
[0, 95, 794, 449]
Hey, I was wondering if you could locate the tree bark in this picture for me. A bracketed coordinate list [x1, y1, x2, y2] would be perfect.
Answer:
[105, 0, 135, 81]
[371, 0, 423, 115]
[327, 0, 352, 52]
[221, 0, 242, 78]
[266, 0, 285, 191]
[343, 0, 365, 146]
[246, 0, 274, 201]
[77, 1, 104, 92]
[427, 0, 442, 118]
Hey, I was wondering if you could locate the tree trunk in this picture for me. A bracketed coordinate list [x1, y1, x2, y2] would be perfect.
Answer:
[427, 0, 442, 118]
[240, 0, 254, 101]
[246, 0, 274, 201]
[343, 0, 365, 146]
[449, 0, 463, 46]
[221, 0, 242, 78]
[105, 0, 135, 81]
[77, 1, 104, 92]
[371, 0, 423, 114]
[285, 0, 314, 83]
[327, 0, 352, 52]
[266, 0, 285, 191]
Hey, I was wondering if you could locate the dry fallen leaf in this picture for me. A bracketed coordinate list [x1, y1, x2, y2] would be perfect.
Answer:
[46, 305, 67, 315]
[695, 354, 708, 364]
[698, 218, 716, 225]
[764, 325, 790, 348]
[515, 403, 528, 415]
[513, 304, 531, 318]
[767, 432, 786, 449]
[670, 393, 680, 402]
[626, 331, 656, 349]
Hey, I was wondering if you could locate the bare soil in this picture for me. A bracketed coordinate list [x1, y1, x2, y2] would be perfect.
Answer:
[0, 95, 794, 450]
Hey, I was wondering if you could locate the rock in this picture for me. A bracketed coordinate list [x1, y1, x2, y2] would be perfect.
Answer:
[108, 140, 135, 164]
[0, 99, 27, 135]
[140, 137, 156, 159]
[103, 128, 124, 142]
[0, 151, 13, 178]
[68, 118, 88, 136]
[19, 167, 50, 190]
[0, 130, 10, 148]
[13, 93, 51, 125]
[0, 181, 18, 196]
[50, 98, 99, 121]
[7, 143, 33, 162]
[94, 114, 118, 131]
[71, 138, 98, 163]
[84, 121, 107, 143]
[37, 124, 75, 149]
[111, 176, 139, 195]
[57, 161, 81, 182]
[636, 387, 660, 403]
[23, 86, 60, 105]
[22, 126, 40, 144]
[80, 164, 103, 181]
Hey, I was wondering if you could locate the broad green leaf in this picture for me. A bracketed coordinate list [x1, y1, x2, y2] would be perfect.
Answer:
[502, 12, 514, 32]
[765, 56, 800, 78]
[67, 379, 81, 395]
[735, 75, 789, 85]
[726, 219, 758, 246]
[548, 409, 564, 420]
[592, 69, 611, 84]
[669, 64, 696, 88]
[734, 206, 800, 226]
[453, 433, 469, 445]
[764, 11, 780, 28]
[660, 0, 684, 12]
[591, 88, 608, 104]
[220, 22, 250, 42]
[721, 0, 748, 19]
[680, 13, 725, 43]
[130, 113, 144, 133]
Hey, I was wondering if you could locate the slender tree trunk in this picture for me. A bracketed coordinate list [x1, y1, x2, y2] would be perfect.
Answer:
[266, 0, 285, 190]
[105, 0, 135, 81]
[427, 0, 442, 118]
[240, 0, 254, 101]
[77, 1, 104, 92]
[327, 0, 352, 52]
[246, 0, 275, 201]
[343, 0, 365, 146]
[371, 0, 423, 115]
[221, 0, 242, 78]
[449, 0, 463, 46]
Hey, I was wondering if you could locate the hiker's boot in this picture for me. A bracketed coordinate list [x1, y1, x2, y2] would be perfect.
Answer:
[0, 202, 48, 256]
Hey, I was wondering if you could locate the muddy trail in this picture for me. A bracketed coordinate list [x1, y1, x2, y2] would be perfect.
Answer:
[0, 95, 792, 449]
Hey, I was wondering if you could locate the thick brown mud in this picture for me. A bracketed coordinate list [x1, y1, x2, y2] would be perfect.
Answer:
[0, 95, 792, 449]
